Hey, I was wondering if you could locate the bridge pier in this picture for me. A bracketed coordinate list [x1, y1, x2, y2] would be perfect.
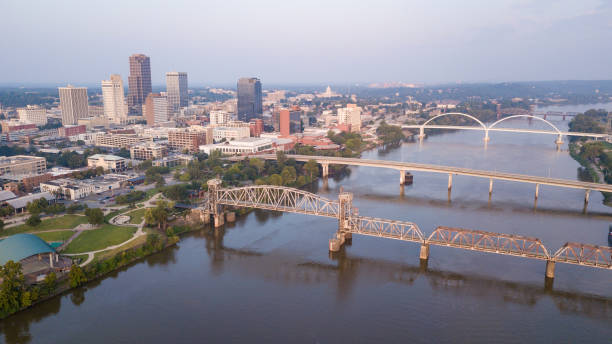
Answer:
[447, 174, 453, 191]
[419, 243, 430, 261]
[584, 189, 590, 204]
[534, 184, 539, 200]
[489, 178, 493, 197]
[400, 170, 406, 185]
[545, 260, 556, 279]
[555, 134, 564, 145]
[322, 163, 329, 178]
[418, 127, 425, 141]
[484, 130, 490, 142]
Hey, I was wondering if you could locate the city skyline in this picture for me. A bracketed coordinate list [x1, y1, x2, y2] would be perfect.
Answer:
[1, 0, 611, 86]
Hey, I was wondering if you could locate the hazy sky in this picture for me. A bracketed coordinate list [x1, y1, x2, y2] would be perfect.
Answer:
[1, 0, 611, 86]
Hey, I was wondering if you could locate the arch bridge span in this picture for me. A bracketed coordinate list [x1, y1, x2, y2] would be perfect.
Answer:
[202, 179, 612, 283]
[401, 112, 609, 144]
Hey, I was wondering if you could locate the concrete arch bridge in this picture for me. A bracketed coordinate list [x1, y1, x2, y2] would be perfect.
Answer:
[200, 179, 612, 282]
[401, 112, 609, 145]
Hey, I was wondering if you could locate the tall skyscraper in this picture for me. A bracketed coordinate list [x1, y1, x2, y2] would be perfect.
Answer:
[166, 72, 188, 115]
[102, 74, 128, 124]
[237, 77, 262, 122]
[58, 85, 89, 125]
[144, 93, 169, 126]
[127, 54, 152, 114]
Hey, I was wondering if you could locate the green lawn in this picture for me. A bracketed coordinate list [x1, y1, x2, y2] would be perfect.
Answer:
[3, 215, 88, 236]
[126, 208, 147, 224]
[62, 224, 137, 254]
[35, 230, 75, 243]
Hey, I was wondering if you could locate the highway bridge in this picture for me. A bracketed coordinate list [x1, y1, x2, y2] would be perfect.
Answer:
[200, 179, 612, 281]
[242, 154, 612, 205]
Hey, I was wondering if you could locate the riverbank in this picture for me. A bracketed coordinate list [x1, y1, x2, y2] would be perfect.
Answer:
[569, 141, 612, 204]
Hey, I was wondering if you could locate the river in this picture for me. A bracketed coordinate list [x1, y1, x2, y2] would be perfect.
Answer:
[1, 116, 612, 343]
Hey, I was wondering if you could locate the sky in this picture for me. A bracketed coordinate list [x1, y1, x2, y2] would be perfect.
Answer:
[1, 0, 611, 87]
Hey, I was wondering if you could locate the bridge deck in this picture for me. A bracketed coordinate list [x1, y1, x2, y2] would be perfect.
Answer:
[249, 154, 612, 193]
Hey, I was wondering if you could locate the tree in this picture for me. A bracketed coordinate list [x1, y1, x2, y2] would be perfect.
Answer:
[268, 174, 283, 186]
[276, 151, 287, 167]
[281, 166, 297, 185]
[249, 158, 265, 175]
[26, 214, 41, 227]
[144, 200, 171, 230]
[42, 272, 57, 295]
[304, 159, 319, 180]
[0, 219, 4, 231]
[68, 265, 87, 288]
[0, 261, 25, 318]
[84, 208, 104, 225]
[26, 197, 48, 215]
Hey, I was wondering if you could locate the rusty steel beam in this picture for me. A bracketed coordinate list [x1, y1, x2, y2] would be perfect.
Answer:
[552, 242, 612, 269]
[426, 226, 550, 260]
[347, 216, 424, 242]
[214, 185, 340, 218]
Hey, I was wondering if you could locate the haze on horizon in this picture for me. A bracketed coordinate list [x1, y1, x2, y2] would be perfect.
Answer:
[1, 0, 611, 87]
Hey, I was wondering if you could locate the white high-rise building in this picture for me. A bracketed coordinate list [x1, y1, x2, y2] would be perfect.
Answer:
[144, 93, 169, 126]
[166, 72, 188, 116]
[337, 104, 362, 132]
[209, 110, 231, 126]
[58, 85, 89, 125]
[17, 105, 48, 126]
[102, 74, 128, 124]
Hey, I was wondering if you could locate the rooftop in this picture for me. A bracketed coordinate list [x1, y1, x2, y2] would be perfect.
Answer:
[0, 233, 55, 265]
[88, 154, 126, 161]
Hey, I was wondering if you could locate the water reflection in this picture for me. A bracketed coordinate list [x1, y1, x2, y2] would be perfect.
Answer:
[196, 224, 612, 321]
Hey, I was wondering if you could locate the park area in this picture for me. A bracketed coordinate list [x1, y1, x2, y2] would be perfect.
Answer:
[62, 224, 137, 254]
[2, 215, 88, 236]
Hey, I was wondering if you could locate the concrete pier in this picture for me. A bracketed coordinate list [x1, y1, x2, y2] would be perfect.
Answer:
[489, 178, 493, 196]
[584, 189, 590, 204]
[535, 184, 539, 200]
[400, 170, 406, 185]
[419, 243, 430, 260]
[214, 214, 224, 228]
[447, 174, 453, 191]
[322, 163, 329, 178]
[225, 211, 236, 223]
[545, 260, 556, 279]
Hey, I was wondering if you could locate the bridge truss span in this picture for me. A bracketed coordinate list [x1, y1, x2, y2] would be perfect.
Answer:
[215, 185, 340, 218]
[347, 216, 424, 242]
[426, 226, 551, 260]
[553, 242, 612, 269]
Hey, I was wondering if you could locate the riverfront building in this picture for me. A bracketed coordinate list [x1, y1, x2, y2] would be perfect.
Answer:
[58, 85, 89, 125]
[166, 72, 188, 115]
[168, 127, 210, 153]
[17, 105, 48, 126]
[0, 155, 46, 176]
[337, 104, 362, 133]
[87, 154, 128, 172]
[144, 93, 170, 125]
[0, 234, 72, 284]
[130, 142, 168, 160]
[102, 74, 128, 124]
[95, 133, 152, 148]
[237, 77, 262, 122]
[199, 137, 273, 155]
[127, 54, 152, 114]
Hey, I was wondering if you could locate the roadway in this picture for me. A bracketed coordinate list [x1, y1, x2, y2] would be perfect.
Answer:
[249, 154, 612, 194]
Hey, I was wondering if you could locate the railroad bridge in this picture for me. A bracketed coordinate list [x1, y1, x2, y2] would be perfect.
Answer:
[201, 179, 611, 281]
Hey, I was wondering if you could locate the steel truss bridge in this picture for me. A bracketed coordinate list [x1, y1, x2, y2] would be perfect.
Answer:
[399, 112, 609, 143]
[202, 179, 612, 280]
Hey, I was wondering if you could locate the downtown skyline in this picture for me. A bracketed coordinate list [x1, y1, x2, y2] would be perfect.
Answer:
[1, 0, 612, 86]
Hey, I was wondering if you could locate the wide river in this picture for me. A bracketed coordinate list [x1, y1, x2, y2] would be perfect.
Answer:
[2, 116, 612, 343]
